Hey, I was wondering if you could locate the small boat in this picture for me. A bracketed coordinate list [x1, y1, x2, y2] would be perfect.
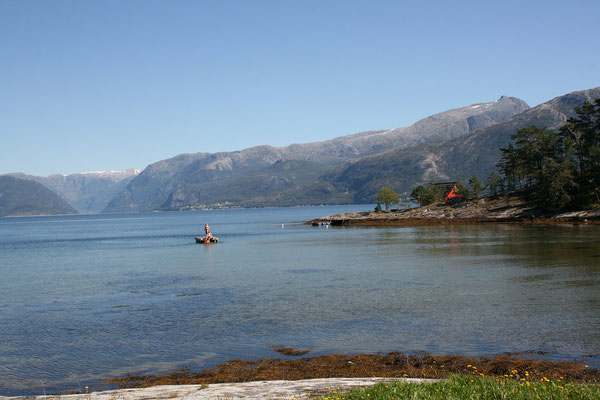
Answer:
[195, 236, 219, 244]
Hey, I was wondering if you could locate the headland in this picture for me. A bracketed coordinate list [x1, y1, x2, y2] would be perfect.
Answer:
[309, 194, 600, 226]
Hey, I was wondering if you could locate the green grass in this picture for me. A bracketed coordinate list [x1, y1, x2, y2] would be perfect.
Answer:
[318, 375, 600, 400]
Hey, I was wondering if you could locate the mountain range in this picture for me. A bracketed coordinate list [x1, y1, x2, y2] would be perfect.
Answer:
[103, 95, 529, 212]
[7, 169, 140, 214]
[2, 86, 598, 217]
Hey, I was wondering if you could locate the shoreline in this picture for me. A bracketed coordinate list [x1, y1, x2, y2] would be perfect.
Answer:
[4, 352, 598, 399]
[102, 352, 600, 388]
[308, 195, 600, 226]
[310, 216, 600, 226]
[0, 378, 431, 400]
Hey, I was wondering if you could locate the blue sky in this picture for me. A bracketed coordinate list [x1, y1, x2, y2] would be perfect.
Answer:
[1, 0, 599, 176]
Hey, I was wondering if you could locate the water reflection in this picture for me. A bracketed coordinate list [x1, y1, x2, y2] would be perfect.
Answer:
[202, 242, 214, 254]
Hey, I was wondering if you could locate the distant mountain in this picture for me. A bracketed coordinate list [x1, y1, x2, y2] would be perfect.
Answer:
[0, 176, 78, 217]
[164, 159, 347, 209]
[322, 87, 600, 203]
[9, 169, 140, 213]
[104, 96, 528, 212]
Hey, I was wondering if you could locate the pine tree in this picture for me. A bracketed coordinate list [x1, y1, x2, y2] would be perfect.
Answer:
[468, 175, 483, 198]
[539, 157, 576, 209]
[560, 99, 600, 204]
[410, 185, 427, 206]
[485, 172, 503, 196]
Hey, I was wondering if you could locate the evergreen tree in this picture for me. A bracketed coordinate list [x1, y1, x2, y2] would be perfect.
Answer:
[539, 157, 576, 209]
[468, 175, 483, 198]
[500, 126, 562, 188]
[559, 99, 600, 203]
[498, 143, 521, 189]
[485, 172, 503, 196]
[410, 185, 427, 206]
[454, 182, 469, 199]
[560, 99, 600, 176]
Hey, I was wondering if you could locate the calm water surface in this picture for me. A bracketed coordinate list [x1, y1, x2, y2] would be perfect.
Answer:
[1, 206, 599, 395]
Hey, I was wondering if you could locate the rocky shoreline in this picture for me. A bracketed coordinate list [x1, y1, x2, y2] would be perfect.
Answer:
[309, 195, 600, 226]
[102, 352, 598, 389]
[0, 378, 405, 400]
[3, 352, 598, 399]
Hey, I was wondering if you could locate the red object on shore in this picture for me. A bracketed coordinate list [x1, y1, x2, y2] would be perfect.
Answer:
[445, 184, 458, 201]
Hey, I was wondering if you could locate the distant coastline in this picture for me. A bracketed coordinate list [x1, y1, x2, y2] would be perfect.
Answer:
[0, 211, 78, 219]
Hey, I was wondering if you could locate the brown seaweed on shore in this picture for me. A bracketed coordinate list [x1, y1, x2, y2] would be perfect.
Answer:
[268, 345, 311, 356]
[104, 352, 600, 389]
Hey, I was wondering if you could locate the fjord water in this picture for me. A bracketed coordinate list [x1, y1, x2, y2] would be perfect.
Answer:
[1, 206, 599, 395]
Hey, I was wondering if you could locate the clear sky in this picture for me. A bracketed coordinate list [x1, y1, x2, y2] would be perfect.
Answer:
[1, 0, 599, 176]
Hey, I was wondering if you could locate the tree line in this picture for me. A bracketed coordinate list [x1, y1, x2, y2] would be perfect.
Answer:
[498, 99, 599, 208]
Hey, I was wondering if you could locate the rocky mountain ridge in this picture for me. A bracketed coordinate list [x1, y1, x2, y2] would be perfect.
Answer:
[104, 96, 528, 212]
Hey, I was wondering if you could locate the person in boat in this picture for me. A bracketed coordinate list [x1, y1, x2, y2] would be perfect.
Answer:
[204, 224, 213, 241]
